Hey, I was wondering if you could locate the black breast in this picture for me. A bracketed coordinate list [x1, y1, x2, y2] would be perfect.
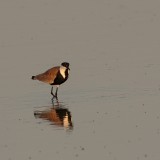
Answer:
[50, 69, 69, 85]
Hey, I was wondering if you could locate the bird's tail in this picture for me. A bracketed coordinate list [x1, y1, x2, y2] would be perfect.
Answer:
[31, 76, 36, 80]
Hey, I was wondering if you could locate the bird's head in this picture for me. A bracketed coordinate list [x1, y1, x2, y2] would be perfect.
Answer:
[61, 62, 70, 70]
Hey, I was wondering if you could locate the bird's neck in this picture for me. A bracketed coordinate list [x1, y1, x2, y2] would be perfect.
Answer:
[60, 66, 69, 79]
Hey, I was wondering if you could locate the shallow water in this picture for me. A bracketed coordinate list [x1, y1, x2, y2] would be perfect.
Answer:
[1, 0, 160, 160]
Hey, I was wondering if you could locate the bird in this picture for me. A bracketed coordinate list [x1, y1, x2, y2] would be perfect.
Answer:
[31, 62, 70, 99]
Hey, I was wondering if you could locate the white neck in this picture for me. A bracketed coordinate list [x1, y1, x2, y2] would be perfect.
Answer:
[60, 66, 67, 78]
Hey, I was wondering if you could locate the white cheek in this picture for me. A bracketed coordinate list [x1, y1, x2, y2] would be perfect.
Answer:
[60, 66, 66, 78]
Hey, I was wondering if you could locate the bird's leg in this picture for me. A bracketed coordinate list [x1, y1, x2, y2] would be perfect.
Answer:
[51, 86, 58, 100]
[51, 86, 55, 97]
[55, 87, 58, 98]
[51, 86, 53, 95]
[51, 96, 59, 106]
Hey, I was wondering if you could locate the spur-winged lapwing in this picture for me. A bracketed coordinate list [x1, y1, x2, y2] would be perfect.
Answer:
[31, 62, 70, 98]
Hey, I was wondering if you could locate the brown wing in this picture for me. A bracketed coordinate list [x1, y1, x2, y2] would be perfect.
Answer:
[34, 66, 60, 84]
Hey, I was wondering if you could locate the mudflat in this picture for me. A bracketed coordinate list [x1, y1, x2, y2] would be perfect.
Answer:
[0, 1, 160, 160]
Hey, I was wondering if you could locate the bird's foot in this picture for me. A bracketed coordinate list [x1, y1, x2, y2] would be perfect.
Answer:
[51, 94, 58, 100]
[51, 95, 59, 105]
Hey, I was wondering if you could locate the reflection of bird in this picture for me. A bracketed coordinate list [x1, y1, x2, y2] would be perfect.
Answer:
[34, 107, 73, 130]
[31, 62, 70, 99]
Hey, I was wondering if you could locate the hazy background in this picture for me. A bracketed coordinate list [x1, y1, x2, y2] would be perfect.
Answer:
[0, 0, 160, 160]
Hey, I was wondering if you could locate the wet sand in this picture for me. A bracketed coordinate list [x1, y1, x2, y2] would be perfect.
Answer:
[1, 0, 160, 160]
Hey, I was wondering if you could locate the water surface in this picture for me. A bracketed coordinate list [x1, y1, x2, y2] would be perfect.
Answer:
[1, 0, 160, 160]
